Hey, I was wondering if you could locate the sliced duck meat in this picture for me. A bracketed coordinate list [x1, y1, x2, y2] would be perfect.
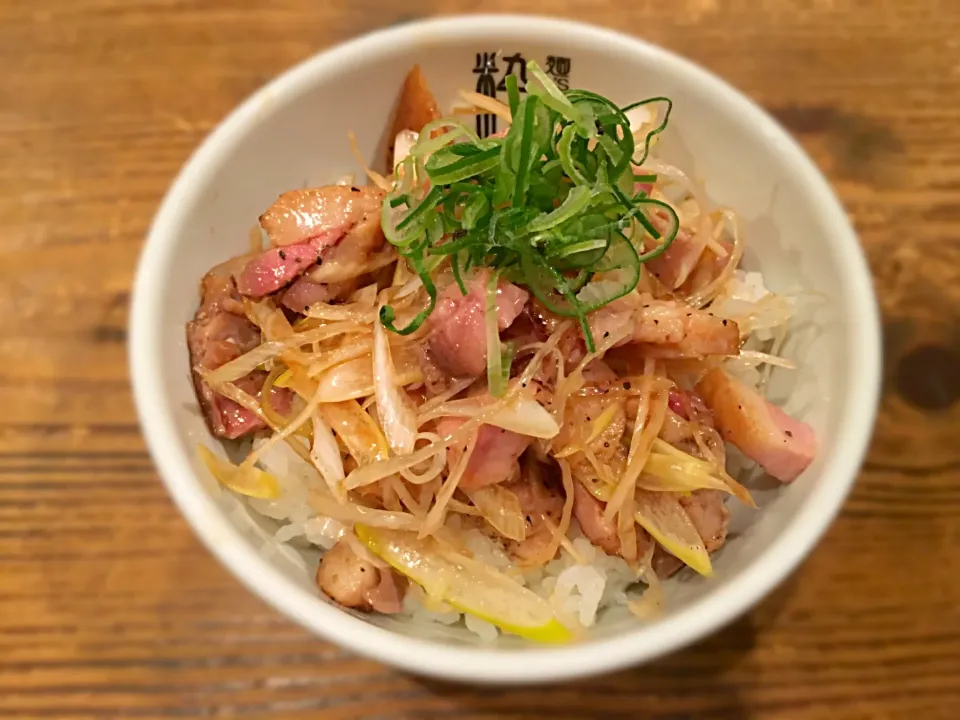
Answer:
[572, 481, 655, 559]
[696, 368, 817, 483]
[644, 225, 706, 290]
[259, 185, 384, 248]
[504, 465, 565, 565]
[235, 236, 335, 298]
[279, 276, 358, 313]
[652, 548, 684, 578]
[651, 490, 729, 578]
[316, 539, 406, 614]
[667, 387, 712, 422]
[631, 299, 740, 358]
[187, 264, 292, 439]
[572, 481, 622, 557]
[437, 417, 533, 492]
[679, 239, 735, 295]
[237, 186, 385, 298]
[215, 370, 292, 439]
[188, 303, 260, 374]
[586, 295, 740, 360]
[574, 483, 728, 577]
[305, 206, 388, 285]
[427, 272, 528, 378]
[681, 490, 729, 553]
[658, 387, 717, 447]
[641, 206, 720, 290]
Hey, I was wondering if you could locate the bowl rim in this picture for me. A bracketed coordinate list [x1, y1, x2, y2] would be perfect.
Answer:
[129, 13, 882, 684]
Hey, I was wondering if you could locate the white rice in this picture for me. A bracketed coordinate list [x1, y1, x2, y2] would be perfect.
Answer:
[246, 436, 645, 639]
[463, 614, 499, 644]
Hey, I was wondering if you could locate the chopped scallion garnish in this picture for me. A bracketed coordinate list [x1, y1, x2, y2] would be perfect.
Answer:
[379, 62, 678, 353]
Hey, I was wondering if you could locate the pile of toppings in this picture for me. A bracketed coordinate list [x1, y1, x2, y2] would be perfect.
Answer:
[184, 62, 818, 644]
[380, 62, 678, 359]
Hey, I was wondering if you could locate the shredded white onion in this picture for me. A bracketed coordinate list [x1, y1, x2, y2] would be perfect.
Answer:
[311, 492, 420, 531]
[203, 322, 369, 386]
[417, 378, 475, 416]
[419, 428, 478, 538]
[399, 433, 447, 485]
[305, 338, 375, 378]
[374, 302, 418, 455]
[319, 400, 388, 465]
[604, 360, 667, 523]
[418, 396, 559, 439]
[314, 344, 422, 403]
[467, 485, 526, 542]
[310, 412, 346, 500]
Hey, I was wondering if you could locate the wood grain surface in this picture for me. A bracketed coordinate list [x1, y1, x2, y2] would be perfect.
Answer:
[2, 1, 959, 718]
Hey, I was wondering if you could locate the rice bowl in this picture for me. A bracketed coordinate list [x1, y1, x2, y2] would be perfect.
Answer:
[130, 15, 881, 683]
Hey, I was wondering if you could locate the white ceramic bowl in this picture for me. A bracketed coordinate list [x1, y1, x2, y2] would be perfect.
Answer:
[130, 14, 881, 684]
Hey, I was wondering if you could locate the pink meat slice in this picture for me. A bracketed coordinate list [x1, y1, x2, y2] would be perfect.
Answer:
[316, 539, 406, 614]
[572, 482, 655, 560]
[652, 490, 730, 578]
[696, 368, 817, 483]
[427, 272, 528, 377]
[642, 210, 708, 290]
[279, 276, 357, 313]
[363, 566, 407, 614]
[586, 296, 740, 360]
[259, 185, 384, 247]
[437, 417, 532, 492]
[235, 231, 342, 298]
[572, 482, 622, 556]
[216, 371, 293, 440]
[667, 387, 713, 424]
[679, 239, 735, 295]
[681, 490, 729, 553]
[238, 185, 385, 298]
[186, 264, 293, 439]
[632, 299, 740, 358]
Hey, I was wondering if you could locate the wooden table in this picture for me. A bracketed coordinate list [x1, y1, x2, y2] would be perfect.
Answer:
[2, 1, 958, 717]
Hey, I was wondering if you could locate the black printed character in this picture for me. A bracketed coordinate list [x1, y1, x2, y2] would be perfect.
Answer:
[473, 52, 500, 138]
[496, 53, 528, 93]
[545, 55, 571, 91]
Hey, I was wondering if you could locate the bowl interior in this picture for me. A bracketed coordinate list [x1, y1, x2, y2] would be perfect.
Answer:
[133, 17, 878, 679]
